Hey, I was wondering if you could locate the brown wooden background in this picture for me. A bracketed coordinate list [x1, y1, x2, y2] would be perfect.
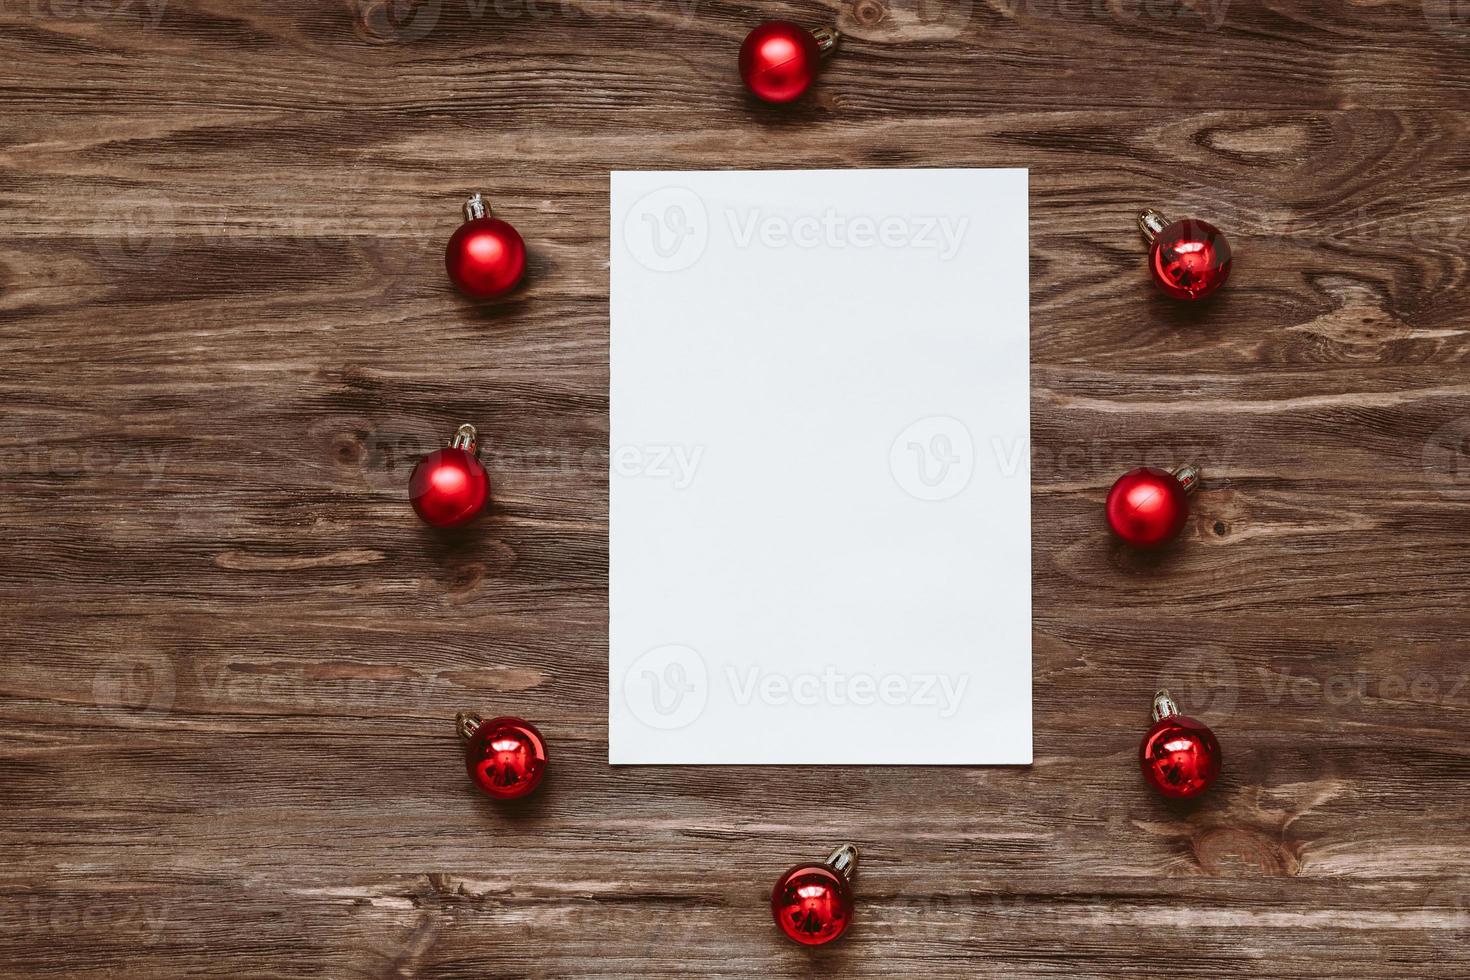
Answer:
[2, 0, 1468, 976]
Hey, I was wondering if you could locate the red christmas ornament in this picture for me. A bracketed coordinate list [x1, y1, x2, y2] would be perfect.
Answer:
[1139, 690, 1221, 799]
[739, 21, 838, 103]
[445, 193, 526, 299]
[1105, 464, 1200, 548]
[1138, 209, 1233, 300]
[457, 711, 548, 800]
[770, 843, 857, 946]
[409, 424, 490, 528]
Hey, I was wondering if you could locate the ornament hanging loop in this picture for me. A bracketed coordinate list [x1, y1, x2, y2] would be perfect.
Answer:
[1171, 464, 1201, 494]
[810, 26, 839, 55]
[1138, 209, 1170, 244]
[463, 193, 491, 222]
[1151, 690, 1180, 723]
[826, 843, 858, 881]
[450, 424, 478, 452]
[456, 711, 483, 740]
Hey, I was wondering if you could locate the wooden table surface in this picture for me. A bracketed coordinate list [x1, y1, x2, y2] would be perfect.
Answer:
[3, 1, 1469, 976]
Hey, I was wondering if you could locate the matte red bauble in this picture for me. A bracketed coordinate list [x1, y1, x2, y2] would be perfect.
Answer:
[409, 424, 490, 528]
[457, 712, 548, 800]
[445, 193, 526, 299]
[1139, 690, 1221, 799]
[1139, 209, 1232, 300]
[1105, 464, 1199, 548]
[739, 21, 838, 103]
[771, 843, 857, 946]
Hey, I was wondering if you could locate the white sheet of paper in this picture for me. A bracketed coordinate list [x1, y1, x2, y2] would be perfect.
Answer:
[609, 168, 1030, 765]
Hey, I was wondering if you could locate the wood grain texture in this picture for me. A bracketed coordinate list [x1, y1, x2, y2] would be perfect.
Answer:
[1, 0, 1468, 976]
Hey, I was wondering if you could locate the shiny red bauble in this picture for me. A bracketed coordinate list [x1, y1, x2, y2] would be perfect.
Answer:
[739, 22, 837, 103]
[1139, 209, 1232, 300]
[1105, 464, 1199, 548]
[445, 193, 526, 299]
[1139, 691, 1221, 799]
[458, 712, 548, 800]
[771, 844, 857, 946]
[409, 424, 490, 528]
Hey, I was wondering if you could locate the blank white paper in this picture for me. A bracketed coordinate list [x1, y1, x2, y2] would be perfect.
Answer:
[610, 168, 1030, 765]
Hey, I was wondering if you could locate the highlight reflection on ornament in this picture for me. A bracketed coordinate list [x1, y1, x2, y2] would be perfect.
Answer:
[457, 711, 548, 800]
[1138, 209, 1232, 300]
[770, 843, 857, 945]
[409, 423, 491, 528]
[1105, 464, 1199, 548]
[1139, 690, 1221, 799]
[739, 21, 839, 103]
[445, 193, 526, 300]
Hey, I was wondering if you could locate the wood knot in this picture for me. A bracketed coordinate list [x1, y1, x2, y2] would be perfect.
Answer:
[331, 431, 367, 467]
[446, 561, 485, 594]
[852, 0, 887, 27]
[1193, 827, 1300, 877]
[1200, 121, 1317, 158]
[436, 541, 515, 599]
